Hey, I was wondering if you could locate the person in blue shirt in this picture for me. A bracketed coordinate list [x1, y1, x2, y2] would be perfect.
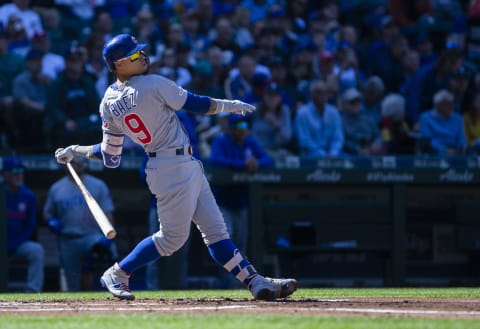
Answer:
[419, 89, 467, 156]
[3, 157, 44, 292]
[210, 114, 273, 286]
[295, 79, 344, 158]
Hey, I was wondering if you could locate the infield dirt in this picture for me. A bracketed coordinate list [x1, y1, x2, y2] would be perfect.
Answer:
[1, 297, 480, 319]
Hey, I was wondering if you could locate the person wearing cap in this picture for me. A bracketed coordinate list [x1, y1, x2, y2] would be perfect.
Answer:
[341, 87, 384, 155]
[30, 32, 65, 80]
[43, 157, 117, 291]
[447, 65, 472, 114]
[210, 113, 273, 286]
[251, 82, 293, 157]
[3, 157, 45, 292]
[295, 80, 344, 158]
[43, 41, 100, 149]
[0, 0, 44, 40]
[12, 48, 50, 151]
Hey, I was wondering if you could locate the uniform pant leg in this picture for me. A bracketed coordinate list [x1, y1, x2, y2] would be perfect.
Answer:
[192, 175, 230, 246]
[15, 241, 45, 292]
[150, 159, 202, 256]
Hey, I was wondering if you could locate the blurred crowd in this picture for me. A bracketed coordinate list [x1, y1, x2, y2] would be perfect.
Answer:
[2, 0, 480, 160]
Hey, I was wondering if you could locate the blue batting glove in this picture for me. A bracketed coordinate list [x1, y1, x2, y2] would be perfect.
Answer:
[46, 216, 61, 234]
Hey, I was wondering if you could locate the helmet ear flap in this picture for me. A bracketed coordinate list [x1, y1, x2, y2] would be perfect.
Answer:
[104, 54, 115, 72]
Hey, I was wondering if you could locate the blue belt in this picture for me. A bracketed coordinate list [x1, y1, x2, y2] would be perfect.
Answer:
[148, 146, 193, 157]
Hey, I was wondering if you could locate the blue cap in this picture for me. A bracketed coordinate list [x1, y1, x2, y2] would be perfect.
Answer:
[228, 114, 249, 129]
[3, 157, 25, 173]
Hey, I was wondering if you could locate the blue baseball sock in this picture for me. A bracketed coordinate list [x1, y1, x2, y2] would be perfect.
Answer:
[208, 239, 257, 285]
[119, 236, 160, 274]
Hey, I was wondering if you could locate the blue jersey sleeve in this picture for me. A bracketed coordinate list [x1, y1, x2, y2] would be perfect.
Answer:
[183, 92, 210, 114]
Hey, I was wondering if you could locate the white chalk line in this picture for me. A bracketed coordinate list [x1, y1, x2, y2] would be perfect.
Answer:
[326, 307, 480, 316]
[0, 304, 255, 312]
[1, 302, 479, 317]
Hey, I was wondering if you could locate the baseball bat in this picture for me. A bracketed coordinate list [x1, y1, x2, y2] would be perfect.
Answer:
[66, 162, 117, 239]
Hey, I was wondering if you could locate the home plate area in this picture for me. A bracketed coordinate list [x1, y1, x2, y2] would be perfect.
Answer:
[1, 298, 480, 318]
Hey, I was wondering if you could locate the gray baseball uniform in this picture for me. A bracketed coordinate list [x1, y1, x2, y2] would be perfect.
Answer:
[55, 34, 297, 300]
[100, 74, 229, 256]
[44, 174, 115, 291]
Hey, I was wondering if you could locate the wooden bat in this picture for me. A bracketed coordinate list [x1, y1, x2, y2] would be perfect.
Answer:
[66, 162, 117, 239]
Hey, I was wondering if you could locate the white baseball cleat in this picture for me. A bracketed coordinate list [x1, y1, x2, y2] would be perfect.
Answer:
[248, 275, 298, 300]
[100, 263, 135, 300]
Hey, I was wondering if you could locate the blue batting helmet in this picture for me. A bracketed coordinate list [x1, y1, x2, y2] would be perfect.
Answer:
[102, 34, 147, 72]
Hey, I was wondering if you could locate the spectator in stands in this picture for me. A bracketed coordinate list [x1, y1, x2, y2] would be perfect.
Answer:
[418, 89, 467, 155]
[325, 73, 340, 108]
[361, 75, 385, 127]
[414, 32, 437, 69]
[399, 49, 423, 126]
[242, 71, 271, 106]
[30, 32, 65, 80]
[156, 47, 192, 87]
[181, 8, 209, 57]
[0, 0, 44, 40]
[91, 9, 114, 43]
[250, 82, 293, 158]
[241, 0, 276, 23]
[341, 87, 384, 156]
[206, 45, 231, 94]
[131, 5, 161, 56]
[104, 0, 142, 32]
[36, 7, 70, 55]
[232, 5, 254, 51]
[164, 22, 186, 50]
[3, 156, 44, 292]
[418, 47, 463, 114]
[187, 59, 225, 99]
[387, 0, 433, 34]
[43, 157, 117, 291]
[12, 48, 50, 152]
[368, 14, 400, 68]
[210, 113, 274, 271]
[370, 31, 409, 93]
[5, 14, 30, 58]
[84, 32, 110, 96]
[225, 53, 257, 100]
[43, 43, 100, 150]
[317, 50, 336, 81]
[289, 42, 318, 103]
[0, 29, 25, 150]
[210, 16, 242, 65]
[447, 65, 472, 114]
[268, 56, 295, 110]
[295, 79, 344, 158]
[463, 92, 480, 154]
[380, 93, 416, 154]
[265, 4, 297, 58]
[55, 0, 104, 39]
[336, 46, 364, 94]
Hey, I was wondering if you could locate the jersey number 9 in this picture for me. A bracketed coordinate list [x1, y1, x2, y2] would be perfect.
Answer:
[124, 113, 152, 144]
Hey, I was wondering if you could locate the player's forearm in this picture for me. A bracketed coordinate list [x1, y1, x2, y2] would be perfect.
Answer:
[72, 144, 102, 160]
[207, 98, 219, 115]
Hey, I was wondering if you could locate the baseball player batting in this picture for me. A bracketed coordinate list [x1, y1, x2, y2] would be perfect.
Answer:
[55, 34, 297, 301]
